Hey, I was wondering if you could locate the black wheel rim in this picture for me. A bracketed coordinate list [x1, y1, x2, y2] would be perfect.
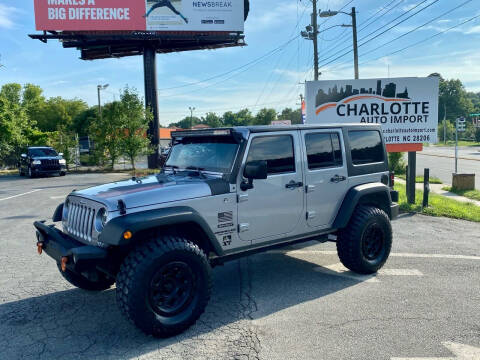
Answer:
[362, 223, 385, 260]
[148, 261, 196, 317]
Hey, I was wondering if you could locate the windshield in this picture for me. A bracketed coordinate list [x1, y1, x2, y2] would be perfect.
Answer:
[29, 148, 58, 157]
[165, 137, 239, 174]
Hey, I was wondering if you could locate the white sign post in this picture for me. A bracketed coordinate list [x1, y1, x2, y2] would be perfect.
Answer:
[455, 117, 466, 173]
[305, 77, 439, 144]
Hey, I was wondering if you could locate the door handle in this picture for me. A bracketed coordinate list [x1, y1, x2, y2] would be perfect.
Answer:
[330, 175, 346, 183]
[285, 180, 304, 189]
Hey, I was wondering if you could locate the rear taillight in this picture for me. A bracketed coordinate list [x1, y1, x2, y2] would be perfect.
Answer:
[390, 171, 395, 187]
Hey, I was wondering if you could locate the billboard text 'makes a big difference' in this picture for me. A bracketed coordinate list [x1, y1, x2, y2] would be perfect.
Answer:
[34, 0, 244, 32]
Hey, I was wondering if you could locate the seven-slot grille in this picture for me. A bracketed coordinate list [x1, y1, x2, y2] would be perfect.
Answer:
[41, 159, 60, 169]
[65, 199, 97, 242]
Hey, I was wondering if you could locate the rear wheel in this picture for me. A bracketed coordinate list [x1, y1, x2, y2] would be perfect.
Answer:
[116, 236, 211, 338]
[57, 264, 115, 291]
[337, 205, 392, 274]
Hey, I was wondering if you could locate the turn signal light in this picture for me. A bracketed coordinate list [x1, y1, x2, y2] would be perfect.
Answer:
[37, 242, 43, 255]
[61, 257, 68, 272]
[123, 231, 132, 240]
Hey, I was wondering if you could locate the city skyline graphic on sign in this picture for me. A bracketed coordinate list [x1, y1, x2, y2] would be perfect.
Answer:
[315, 80, 410, 107]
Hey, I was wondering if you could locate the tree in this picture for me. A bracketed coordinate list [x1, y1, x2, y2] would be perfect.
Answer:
[72, 106, 98, 136]
[118, 87, 151, 173]
[36, 97, 88, 132]
[0, 93, 30, 167]
[438, 78, 474, 122]
[254, 108, 277, 125]
[278, 107, 302, 124]
[168, 116, 201, 129]
[89, 101, 123, 169]
[49, 125, 78, 169]
[202, 112, 223, 128]
[0, 83, 22, 105]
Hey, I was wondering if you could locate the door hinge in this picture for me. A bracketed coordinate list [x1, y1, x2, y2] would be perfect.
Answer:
[238, 223, 249, 232]
[306, 211, 316, 220]
[306, 184, 315, 193]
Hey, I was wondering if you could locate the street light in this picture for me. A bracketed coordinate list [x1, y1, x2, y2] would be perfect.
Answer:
[188, 106, 195, 129]
[319, 7, 359, 79]
[97, 84, 109, 120]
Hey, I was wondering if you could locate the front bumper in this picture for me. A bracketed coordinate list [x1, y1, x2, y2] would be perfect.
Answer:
[32, 166, 65, 174]
[34, 221, 108, 273]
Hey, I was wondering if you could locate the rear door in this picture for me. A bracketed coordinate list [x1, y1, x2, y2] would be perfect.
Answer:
[301, 129, 348, 228]
[237, 131, 304, 243]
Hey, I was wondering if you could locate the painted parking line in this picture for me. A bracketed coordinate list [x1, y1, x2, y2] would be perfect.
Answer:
[391, 341, 480, 360]
[0, 189, 43, 202]
[267, 250, 480, 261]
[314, 263, 423, 283]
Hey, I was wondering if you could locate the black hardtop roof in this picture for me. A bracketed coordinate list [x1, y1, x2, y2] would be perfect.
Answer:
[171, 123, 382, 139]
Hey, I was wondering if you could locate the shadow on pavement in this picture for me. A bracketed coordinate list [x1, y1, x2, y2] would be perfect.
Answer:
[0, 252, 363, 359]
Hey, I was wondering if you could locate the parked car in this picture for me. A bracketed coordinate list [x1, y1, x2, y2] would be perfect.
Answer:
[19, 146, 67, 178]
[34, 124, 398, 337]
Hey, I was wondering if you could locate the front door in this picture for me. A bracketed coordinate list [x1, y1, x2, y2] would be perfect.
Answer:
[237, 132, 304, 242]
[301, 129, 349, 228]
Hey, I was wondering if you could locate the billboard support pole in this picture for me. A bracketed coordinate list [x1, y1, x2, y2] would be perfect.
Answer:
[407, 152, 416, 204]
[144, 46, 160, 169]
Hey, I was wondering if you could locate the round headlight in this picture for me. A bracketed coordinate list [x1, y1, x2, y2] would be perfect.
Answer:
[95, 208, 108, 232]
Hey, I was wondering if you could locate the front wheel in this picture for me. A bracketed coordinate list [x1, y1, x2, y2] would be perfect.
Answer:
[337, 205, 392, 274]
[116, 236, 212, 338]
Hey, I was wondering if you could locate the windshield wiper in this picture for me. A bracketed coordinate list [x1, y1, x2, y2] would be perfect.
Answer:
[163, 165, 178, 174]
[185, 166, 207, 178]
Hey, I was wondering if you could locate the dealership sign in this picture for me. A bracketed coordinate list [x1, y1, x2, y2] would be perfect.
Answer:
[305, 77, 439, 144]
[34, 0, 244, 32]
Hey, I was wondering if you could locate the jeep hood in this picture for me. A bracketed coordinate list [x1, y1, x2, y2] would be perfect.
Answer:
[71, 173, 228, 211]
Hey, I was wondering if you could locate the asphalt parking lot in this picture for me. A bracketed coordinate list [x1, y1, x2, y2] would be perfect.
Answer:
[0, 173, 479, 360]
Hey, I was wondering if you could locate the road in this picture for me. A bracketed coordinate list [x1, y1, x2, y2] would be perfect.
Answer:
[0, 173, 479, 360]
[408, 146, 480, 188]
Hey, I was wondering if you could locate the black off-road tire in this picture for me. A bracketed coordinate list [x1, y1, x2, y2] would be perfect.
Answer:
[57, 264, 115, 291]
[60, 171, 66, 176]
[116, 236, 212, 338]
[337, 205, 392, 274]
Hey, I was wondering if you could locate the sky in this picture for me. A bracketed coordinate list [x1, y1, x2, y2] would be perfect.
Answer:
[1, 0, 480, 126]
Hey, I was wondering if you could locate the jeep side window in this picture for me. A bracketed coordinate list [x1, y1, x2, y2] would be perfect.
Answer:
[246, 135, 295, 175]
[305, 133, 343, 170]
[348, 130, 384, 165]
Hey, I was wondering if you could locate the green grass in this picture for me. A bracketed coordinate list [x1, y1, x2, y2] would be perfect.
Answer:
[442, 186, 480, 201]
[395, 183, 480, 222]
[433, 140, 480, 147]
[396, 174, 443, 184]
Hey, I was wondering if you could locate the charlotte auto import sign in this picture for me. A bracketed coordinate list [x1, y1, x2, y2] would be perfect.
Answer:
[34, 0, 245, 32]
[305, 77, 439, 144]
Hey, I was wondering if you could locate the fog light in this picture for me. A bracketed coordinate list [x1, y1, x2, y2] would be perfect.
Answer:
[61, 257, 68, 272]
[123, 231, 132, 240]
[37, 242, 43, 255]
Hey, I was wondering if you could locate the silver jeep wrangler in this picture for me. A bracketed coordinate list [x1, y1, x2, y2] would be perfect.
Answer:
[34, 124, 399, 337]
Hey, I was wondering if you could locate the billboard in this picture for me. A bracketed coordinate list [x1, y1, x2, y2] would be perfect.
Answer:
[305, 77, 439, 144]
[34, 0, 245, 32]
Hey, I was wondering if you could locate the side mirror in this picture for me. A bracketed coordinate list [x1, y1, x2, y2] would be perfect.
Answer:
[59, 153, 64, 157]
[241, 160, 267, 191]
[21, 154, 27, 158]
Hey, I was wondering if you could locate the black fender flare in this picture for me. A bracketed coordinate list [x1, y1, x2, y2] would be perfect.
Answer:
[53, 203, 64, 222]
[333, 183, 392, 229]
[100, 206, 224, 256]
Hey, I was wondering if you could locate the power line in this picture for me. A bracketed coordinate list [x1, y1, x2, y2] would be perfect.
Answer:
[357, 0, 405, 32]
[319, 0, 440, 69]
[326, 0, 476, 73]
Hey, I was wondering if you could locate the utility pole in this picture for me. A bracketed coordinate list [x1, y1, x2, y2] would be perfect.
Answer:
[189, 106, 195, 129]
[312, 1, 319, 80]
[301, 1, 319, 80]
[351, 7, 359, 79]
[97, 84, 109, 120]
[443, 103, 447, 144]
